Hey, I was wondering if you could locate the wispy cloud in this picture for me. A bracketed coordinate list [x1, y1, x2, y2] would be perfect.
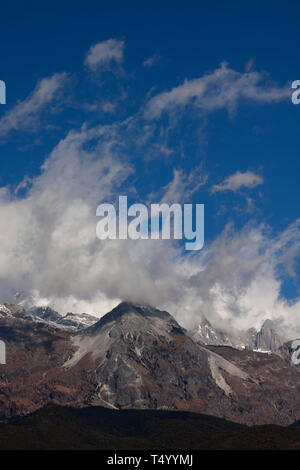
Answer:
[0, 110, 299, 338]
[145, 62, 290, 119]
[84, 38, 124, 71]
[143, 54, 160, 68]
[149, 165, 208, 204]
[0, 73, 67, 137]
[211, 170, 263, 193]
[101, 101, 117, 114]
[0, 44, 298, 339]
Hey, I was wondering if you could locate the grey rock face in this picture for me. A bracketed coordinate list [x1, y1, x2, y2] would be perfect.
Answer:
[0, 304, 12, 317]
[191, 318, 232, 346]
[191, 319, 259, 351]
[192, 317, 285, 352]
[29, 306, 62, 323]
[6, 304, 99, 331]
[255, 319, 285, 352]
[58, 312, 99, 329]
[62, 302, 300, 425]
[66, 302, 220, 410]
[277, 339, 300, 365]
[244, 328, 257, 349]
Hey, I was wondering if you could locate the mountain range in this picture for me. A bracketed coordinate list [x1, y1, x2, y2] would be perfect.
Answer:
[191, 317, 285, 352]
[0, 300, 299, 427]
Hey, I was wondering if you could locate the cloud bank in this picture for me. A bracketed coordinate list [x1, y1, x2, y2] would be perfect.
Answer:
[0, 121, 299, 338]
[0, 43, 298, 339]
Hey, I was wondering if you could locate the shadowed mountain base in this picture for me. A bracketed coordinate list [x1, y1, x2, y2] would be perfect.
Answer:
[1, 405, 300, 450]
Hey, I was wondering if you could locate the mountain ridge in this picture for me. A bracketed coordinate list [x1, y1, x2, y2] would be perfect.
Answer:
[0, 300, 299, 426]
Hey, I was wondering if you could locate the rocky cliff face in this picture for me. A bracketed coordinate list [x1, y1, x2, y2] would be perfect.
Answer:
[191, 318, 232, 346]
[0, 301, 299, 426]
[192, 317, 285, 352]
[255, 319, 285, 352]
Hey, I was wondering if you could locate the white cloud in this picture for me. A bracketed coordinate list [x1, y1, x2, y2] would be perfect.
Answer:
[84, 39, 124, 71]
[0, 120, 298, 341]
[143, 54, 160, 67]
[145, 62, 290, 119]
[148, 165, 208, 205]
[101, 101, 117, 113]
[0, 55, 298, 341]
[0, 122, 132, 314]
[211, 170, 263, 193]
[0, 73, 67, 137]
[162, 221, 300, 338]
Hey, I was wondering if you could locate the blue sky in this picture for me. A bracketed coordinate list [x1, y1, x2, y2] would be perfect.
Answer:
[0, 1, 300, 333]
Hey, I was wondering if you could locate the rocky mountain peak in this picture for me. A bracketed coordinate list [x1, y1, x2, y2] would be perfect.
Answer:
[191, 317, 232, 347]
[86, 301, 177, 334]
[255, 319, 285, 352]
[191, 316, 286, 352]
[29, 306, 61, 322]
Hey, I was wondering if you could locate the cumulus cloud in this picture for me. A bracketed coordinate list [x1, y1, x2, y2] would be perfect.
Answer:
[0, 121, 299, 339]
[211, 170, 263, 193]
[162, 221, 300, 338]
[0, 73, 68, 137]
[0, 50, 298, 340]
[84, 38, 124, 71]
[0, 122, 132, 312]
[145, 62, 290, 119]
